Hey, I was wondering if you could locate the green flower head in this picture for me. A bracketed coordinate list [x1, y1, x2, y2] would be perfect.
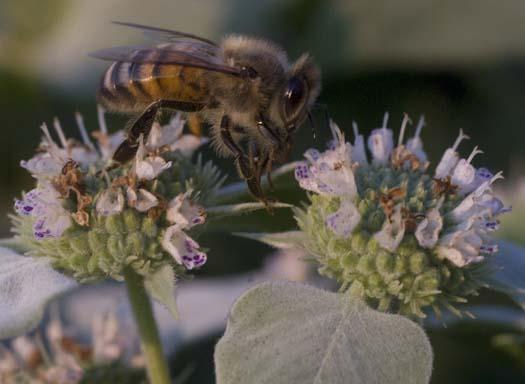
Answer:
[294, 114, 510, 318]
[12, 108, 225, 282]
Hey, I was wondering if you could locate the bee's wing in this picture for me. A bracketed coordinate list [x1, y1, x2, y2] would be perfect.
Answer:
[112, 21, 218, 46]
[90, 45, 241, 77]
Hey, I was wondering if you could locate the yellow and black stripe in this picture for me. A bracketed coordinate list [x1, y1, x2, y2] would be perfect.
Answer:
[97, 53, 210, 114]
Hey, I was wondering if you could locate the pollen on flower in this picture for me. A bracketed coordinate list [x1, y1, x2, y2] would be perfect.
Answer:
[11, 107, 221, 281]
[294, 113, 510, 318]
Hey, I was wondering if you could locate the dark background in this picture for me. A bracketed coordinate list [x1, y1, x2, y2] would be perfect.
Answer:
[1, 1, 524, 383]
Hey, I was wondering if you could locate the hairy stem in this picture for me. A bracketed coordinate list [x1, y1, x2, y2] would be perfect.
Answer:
[124, 268, 171, 384]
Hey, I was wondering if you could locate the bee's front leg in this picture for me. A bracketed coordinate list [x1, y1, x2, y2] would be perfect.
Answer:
[219, 114, 268, 202]
[219, 115, 250, 176]
[256, 114, 281, 146]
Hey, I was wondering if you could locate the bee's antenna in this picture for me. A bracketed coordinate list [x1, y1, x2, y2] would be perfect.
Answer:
[307, 111, 316, 140]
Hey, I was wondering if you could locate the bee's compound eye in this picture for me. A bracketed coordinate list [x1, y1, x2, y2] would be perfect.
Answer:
[283, 76, 308, 123]
[240, 66, 258, 79]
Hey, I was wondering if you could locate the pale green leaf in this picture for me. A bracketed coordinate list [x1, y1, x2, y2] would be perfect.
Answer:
[0, 237, 30, 254]
[483, 241, 525, 309]
[0, 247, 77, 339]
[145, 264, 179, 319]
[207, 202, 292, 218]
[233, 231, 305, 249]
[215, 281, 433, 384]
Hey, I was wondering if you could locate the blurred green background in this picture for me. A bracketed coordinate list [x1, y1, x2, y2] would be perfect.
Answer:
[1, 0, 524, 383]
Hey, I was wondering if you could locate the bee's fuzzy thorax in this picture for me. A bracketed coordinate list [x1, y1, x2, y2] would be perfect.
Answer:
[220, 35, 290, 70]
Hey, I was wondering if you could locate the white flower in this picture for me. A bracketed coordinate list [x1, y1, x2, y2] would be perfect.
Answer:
[146, 114, 208, 156]
[415, 206, 443, 248]
[134, 136, 172, 181]
[146, 115, 185, 150]
[450, 146, 484, 195]
[294, 113, 512, 318]
[405, 115, 428, 164]
[449, 172, 505, 223]
[166, 191, 206, 229]
[94, 106, 126, 161]
[367, 112, 394, 165]
[20, 123, 66, 180]
[351, 121, 368, 165]
[435, 129, 469, 179]
[162, 226, 207, 269]
[295, 122, 357, 198]
[325, 198, 361, 237]
[126, 187, 159, 212]
[21, 113, 106, 182]
[20, 152, 64, 179]
[437, 230, 484, 267]
[373, 204, 405, 252]
[96, 188, 125, 216]
[55, 117, 99, 167]
[15, 184, 72, 240]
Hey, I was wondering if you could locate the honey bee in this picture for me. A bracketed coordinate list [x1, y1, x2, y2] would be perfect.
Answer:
[91, 22, 321, 201]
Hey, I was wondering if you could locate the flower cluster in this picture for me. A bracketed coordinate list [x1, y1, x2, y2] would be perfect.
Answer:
[295, 113, 510, 317]
[0, 311, 143, 384]
[12, 108, 223, 281]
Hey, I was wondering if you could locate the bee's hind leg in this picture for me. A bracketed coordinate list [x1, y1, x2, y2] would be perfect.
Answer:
[112, 99, 205, 165]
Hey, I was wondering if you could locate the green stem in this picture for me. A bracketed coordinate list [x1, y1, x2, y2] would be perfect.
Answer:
[124, 268, 171, 384]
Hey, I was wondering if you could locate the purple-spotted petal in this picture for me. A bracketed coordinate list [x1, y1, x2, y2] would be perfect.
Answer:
[325, 198, 361, 238]
[161, 225, 207, 270]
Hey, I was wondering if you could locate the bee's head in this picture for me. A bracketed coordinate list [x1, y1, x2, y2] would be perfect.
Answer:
[276, 54, 321, 133]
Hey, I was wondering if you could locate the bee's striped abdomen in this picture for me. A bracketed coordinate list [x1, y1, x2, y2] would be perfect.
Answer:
[97, 60, 210, 113]
[97, 61, 140, 112]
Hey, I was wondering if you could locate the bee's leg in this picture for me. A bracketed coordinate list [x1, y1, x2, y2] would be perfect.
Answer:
[187, 114, 203, 137]
[219, 115, 269, 201]
[265, 155, 275, 190]
[219, 115, 252, 179]
[112, 99, 204, 165]
[249, 151, 269, 204]
[256, 116, 281, 147]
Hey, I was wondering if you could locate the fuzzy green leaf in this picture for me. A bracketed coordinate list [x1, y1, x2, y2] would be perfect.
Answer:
[483, 241, 525, 309]
[215, 281, 433, 384]
[0, 237, 31, 254]
[144, 264, 179, 319]
[207, 202, 292, 218]
[0, 247, 77, 339]
[233, 231, 305, 249]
